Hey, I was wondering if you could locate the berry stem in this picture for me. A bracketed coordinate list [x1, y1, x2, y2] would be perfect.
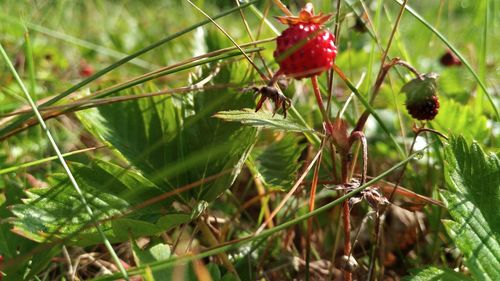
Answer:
[352, 58, 420, 133]
[311, 75, 329, 123]
[267, 69, 284, 86]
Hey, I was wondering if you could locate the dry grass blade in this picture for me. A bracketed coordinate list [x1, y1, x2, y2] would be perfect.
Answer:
[255, 149, 322, 234]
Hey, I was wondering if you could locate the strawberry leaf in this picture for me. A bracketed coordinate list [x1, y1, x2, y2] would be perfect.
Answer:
[78, 66, 258, 203]
[440, 136, 500, 280]
[248, 134, 306, 191]
[214, 108, 314, 133]
[10, 161, 186, 246]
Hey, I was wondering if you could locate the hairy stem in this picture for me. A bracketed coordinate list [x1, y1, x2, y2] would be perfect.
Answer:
[311, 75, 330, 123]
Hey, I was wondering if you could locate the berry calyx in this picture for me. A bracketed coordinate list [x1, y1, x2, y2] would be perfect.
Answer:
[273, 3, 337, 79]
[401, 73, 440, 121]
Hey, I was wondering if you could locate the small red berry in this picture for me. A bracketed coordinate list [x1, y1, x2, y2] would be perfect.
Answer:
[439, 50, 461, 67]
[79, 60, 94, 77]
[401, 73, 440, 121]
[406, 95, 440, 121]
[273, 3, 337, 79]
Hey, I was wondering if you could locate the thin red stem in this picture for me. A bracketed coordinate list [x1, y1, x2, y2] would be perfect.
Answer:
[311, 75, 329, 124]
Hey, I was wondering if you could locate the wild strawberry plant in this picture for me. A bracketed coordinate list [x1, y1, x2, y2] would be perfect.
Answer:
[0, 1, 498, 280]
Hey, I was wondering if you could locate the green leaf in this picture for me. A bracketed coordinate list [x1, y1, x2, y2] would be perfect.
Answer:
[432, 99, 490, 144]
[0, 182, 54, 280]
[404, 266, 472, 281]
[10, 161, 187, 246]
[156, 214, 191, 231]
[133, 241, 172, 281]
[400, 73, 438, 103]
[248, 134, 306, 190]
[214, 108, 315, 133]
[134, 242, 171, 265]
[441, 136, 500, 280]
[79, 61, 259, 203]
[132, 241, 221, 281]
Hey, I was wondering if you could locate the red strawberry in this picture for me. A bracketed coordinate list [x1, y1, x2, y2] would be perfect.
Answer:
[401, 73, 440, 121]
[273, 3, 337, 79]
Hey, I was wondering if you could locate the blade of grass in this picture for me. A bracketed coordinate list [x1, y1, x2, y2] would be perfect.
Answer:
[0, 48, 262, 140]
[476, 0, 489, 115]
[0, 1, 257, 138]
[0, 146, 106, 175]
[271, 0, 293, 16]
[23, 30, 36, 96]
[23, 28, 42, 141]
[91, 145, 428, 281]
[394, 0, 499, 121]
[364, 0, 383, 94]
[186, 0, 267, 81]
[0, 43, 130, 280]
[1, 39, 273, 119]
[247, 2, 280, 35]
[2, 84, 245, 118]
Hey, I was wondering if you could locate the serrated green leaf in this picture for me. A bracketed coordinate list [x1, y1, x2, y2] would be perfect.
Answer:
[248, 134, 305, 190]
[403, 266, 472, 281]
[10, 161, 187, 246]
[78, 63, 258, 203]
[440, 136, 500, 280]
[214, 108, 315, 133]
